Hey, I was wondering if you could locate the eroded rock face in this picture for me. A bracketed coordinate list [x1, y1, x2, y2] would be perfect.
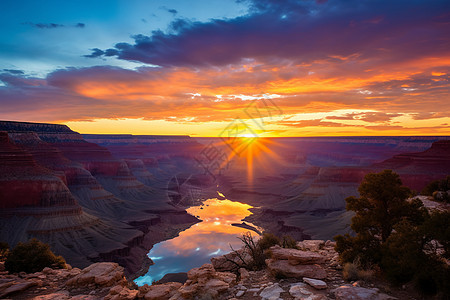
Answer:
[66, 263, 125, 287]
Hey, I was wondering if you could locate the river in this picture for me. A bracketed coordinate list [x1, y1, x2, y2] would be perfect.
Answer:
[134, 197, 261, 285]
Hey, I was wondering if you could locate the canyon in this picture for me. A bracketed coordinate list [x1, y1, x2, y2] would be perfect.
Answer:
[1, 120, 449, 284]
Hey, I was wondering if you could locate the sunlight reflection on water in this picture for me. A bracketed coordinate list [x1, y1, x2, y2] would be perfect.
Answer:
[134, 197, 261, 286]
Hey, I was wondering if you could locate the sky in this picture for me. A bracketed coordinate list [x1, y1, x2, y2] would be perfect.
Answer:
[0, 0, 449, 137]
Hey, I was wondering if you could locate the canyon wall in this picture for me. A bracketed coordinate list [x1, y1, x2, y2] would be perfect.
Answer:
[0, 121, 202, 272]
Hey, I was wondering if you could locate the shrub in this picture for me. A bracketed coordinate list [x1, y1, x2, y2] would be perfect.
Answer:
[257, 233, 280, 250]
[343, 262, 359, 281]
[236, 232, 266, 270]
[335, 170, 450, 296]
[342, 261, 374, 282]
[5, 238, 66, 273]
[281, 235, 298, 249]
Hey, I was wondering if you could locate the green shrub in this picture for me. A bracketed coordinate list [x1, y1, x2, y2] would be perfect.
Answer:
[335, 170, 450, 296]
[5, 238, 66, 273]
[281, 235, 298, 249]
[257, 233, 280, 250]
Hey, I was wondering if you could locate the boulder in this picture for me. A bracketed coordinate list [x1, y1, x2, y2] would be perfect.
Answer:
[266, 259, 327, 279]
[0, 280, 37, 298]
[290, 283, 312, 298]
[137, 282, 181, 300]
[177, 263, 236, 299]
[303, 278, 327, 290]
[297, 240, 325, 251]
[177, 284, 198, 298]
[260, 283, 284, 300]
[65, 263, 124, 287]
[269, 245, 326, 265]
[214, 271, 237, 284]
[187, 263, 215, 282]
[204, 279, 229, 292]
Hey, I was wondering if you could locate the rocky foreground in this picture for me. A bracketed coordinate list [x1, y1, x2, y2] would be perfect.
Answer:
[0, 240, 400, 300]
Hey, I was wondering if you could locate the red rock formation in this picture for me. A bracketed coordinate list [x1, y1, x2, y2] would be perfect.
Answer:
[0, 132, 76, 209]
[375, 140, 450, 191]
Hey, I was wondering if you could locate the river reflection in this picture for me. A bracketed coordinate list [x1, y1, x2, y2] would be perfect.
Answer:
[134, 198, 261, 285]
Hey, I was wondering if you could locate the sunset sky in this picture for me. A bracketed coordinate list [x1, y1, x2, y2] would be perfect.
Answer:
[0, 0, 449, 136]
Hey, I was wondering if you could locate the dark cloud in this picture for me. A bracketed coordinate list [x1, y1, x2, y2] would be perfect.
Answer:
[22, 22, 86, 29]
[2, 69, 24, 75]
[159, 6, 178, 15]
[83, 48, 105, 58]
[85, 0, 450, 68]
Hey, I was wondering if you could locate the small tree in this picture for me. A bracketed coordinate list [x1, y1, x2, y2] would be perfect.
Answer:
[5, 238, 66, 273]
[335, 170, 425, 266]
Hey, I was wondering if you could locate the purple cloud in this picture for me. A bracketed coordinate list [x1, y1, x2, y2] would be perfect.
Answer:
[85, 0, 450, 68]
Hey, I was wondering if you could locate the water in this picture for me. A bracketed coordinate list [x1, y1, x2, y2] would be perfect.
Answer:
[134, 197, 261, 286]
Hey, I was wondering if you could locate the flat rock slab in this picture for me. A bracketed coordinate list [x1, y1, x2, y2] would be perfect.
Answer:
[260, 283, 284, 300]
[303, 277, 327, 290]
[266, 259, 327, 279]
[0, 280, 37, 298]
[139, 282, 182, 300]
[66, 262, 124, 287]
[269, 246, 326, 265]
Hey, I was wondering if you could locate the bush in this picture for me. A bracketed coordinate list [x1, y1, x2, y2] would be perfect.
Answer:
[342, 261, 374, 282]
[5, 238, 66, 273]
[281, 235, 298, 249]
[343, 262, 359, 281]
[257, 233, 280, 251]
[335, 170, 450, 296]
[230, 232, 298, 271]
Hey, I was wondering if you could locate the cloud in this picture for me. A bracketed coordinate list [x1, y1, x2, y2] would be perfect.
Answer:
[159, 6, 178, 15]
[2, 0, 450, 136]
[2, 69, 24, 75]
[85, 0, 450, 69]
[0, 64, 449, 137]
[83, 48, 105, 58]
[22, 22, 86, 29]
[326, 112, 403, 123]
[411, 112, 448, 120]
